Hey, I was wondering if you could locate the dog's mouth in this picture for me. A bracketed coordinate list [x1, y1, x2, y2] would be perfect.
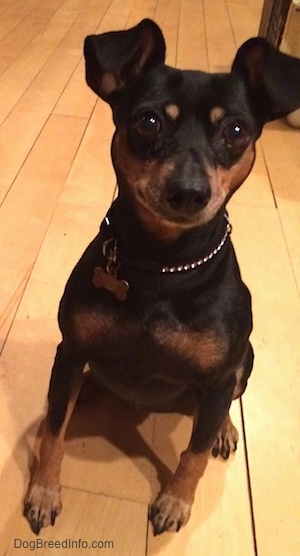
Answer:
[135, 183, 213, 226]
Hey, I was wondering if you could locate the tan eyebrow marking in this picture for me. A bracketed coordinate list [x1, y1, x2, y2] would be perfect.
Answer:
[210, 106, 226, 124]
[165, 103, 180, 120]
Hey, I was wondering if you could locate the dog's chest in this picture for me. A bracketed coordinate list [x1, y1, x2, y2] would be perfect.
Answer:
[72, 307, 228, 402]
[73, 310, 228, 373]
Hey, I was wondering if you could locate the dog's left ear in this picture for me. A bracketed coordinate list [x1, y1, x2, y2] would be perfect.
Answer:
[84, 19, 166, 102]
[232, 38, 300, 124]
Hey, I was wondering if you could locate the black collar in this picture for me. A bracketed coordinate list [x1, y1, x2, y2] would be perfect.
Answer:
[100, 212, 232, 276]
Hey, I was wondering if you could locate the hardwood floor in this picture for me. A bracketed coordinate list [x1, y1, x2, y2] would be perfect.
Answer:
[1, 1, 299, 554]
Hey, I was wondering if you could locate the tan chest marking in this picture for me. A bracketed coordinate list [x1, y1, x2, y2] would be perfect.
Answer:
[151, 323, 228, 372]
[71, 311, 227, 373]
[71, 310, 136, 348]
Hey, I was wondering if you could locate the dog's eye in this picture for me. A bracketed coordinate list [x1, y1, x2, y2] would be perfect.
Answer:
[134, 113, 161, 137]
[222, 121, 249, 149]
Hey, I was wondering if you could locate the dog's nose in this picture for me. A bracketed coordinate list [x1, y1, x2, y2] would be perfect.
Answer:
[166, 182, 211, 213]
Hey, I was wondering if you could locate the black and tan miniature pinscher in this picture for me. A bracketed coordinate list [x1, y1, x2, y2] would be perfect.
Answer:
[24, 19, 300, 536]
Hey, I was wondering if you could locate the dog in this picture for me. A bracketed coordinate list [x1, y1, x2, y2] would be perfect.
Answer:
[24, 19, 300, 536]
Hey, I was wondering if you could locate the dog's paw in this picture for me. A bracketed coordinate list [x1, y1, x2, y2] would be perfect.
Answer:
[149, 492, 192, 536]
[212, 418, 239, 460]
[24, 484, 62, 535]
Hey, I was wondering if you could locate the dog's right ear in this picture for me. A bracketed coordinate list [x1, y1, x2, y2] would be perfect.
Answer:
[84, 19, 166, 102]
[232, 38, 300, 124]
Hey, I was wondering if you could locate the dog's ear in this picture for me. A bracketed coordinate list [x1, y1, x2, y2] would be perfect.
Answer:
[232, 38, 300, 124]
[84, 19, 166, 101]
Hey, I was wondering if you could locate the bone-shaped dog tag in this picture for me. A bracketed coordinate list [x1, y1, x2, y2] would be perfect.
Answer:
[92, 267, 129, 301]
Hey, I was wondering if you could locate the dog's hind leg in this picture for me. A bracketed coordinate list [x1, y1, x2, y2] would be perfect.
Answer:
[211, 343, 254, 459]
[24, 342, 85, 535]
[212, 412, 239, 459]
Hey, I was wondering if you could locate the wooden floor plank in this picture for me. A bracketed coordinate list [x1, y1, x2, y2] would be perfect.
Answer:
[259, 121, 300, 291]
[230, 204, 300, 556]
[0, 114, 88, 349]
[0, 0, 112, 202]
[0, 0, 86, 124]
[0, 0, 41, 41]
[226, 0, 261, 47]
[0, 0, 65, 77]
[203, 0, 236, 72]
[126, 0, 157, 27]
[155, 0, 181, 66]
[177, 0, 207, 71]
[0, 0, 21, 17]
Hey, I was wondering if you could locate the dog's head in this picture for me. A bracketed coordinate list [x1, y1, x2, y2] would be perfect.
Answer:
[84, 19, 300, 239]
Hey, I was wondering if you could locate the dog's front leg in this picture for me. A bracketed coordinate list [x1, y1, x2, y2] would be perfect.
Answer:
[24, 342, 85, 535]
[150, 379, 235, 535]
